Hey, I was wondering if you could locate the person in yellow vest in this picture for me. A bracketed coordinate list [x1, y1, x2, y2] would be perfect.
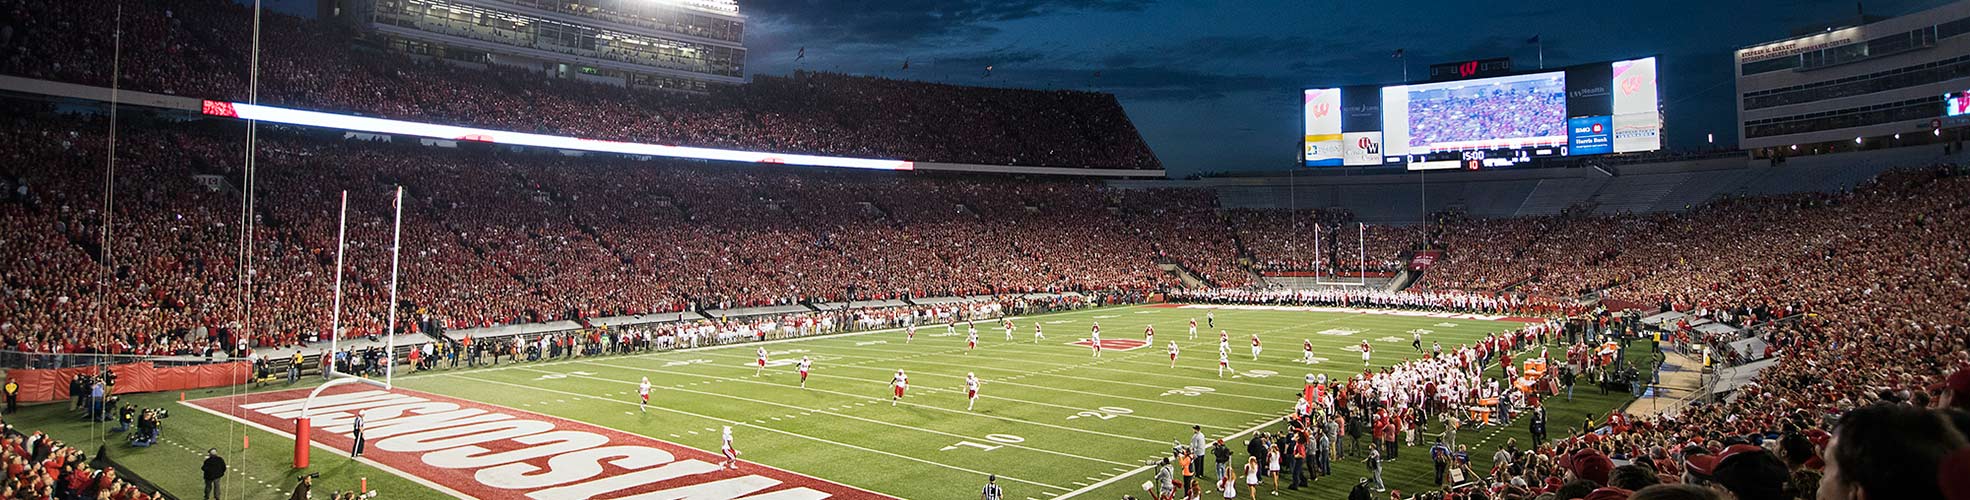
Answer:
[289, 352, 304, 382]
[3, 379, 16, 414]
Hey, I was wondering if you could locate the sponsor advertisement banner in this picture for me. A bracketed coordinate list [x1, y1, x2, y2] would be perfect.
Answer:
[1342, 132, 1384, 166]
[1568, 116, 1613, 156]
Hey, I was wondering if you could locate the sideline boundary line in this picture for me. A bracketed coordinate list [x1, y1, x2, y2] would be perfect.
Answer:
[177, 401, 475, 499]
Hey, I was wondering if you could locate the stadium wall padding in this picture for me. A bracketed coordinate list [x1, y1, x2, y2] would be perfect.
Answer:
[9, 361, 254, 402]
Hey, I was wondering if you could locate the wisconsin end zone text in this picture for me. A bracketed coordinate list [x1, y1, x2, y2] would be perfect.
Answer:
[186, 387, 892, 500]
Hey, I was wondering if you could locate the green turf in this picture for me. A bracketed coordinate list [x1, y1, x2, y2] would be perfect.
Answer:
[7, 387, 446, 499]
[6, 303, 1650, 500]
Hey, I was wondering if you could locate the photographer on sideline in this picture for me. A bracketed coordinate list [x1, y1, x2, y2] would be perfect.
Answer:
[291, 474, 315, 500]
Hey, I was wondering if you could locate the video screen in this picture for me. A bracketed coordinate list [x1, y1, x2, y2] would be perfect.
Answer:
[1304, 57, 1661, 170]
[1401, 72, 1567, 153]
[1949, 90, 1970, 117]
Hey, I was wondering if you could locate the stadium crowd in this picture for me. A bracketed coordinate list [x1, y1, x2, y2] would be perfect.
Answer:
[0, 425, 159, 500]
[0, 111, 1204, 361]
[0, 0, 1160, 170]
[1154, 165, 1970, 500]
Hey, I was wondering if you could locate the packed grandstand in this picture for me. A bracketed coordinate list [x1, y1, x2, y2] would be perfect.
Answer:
[0, 0, 1968, 499]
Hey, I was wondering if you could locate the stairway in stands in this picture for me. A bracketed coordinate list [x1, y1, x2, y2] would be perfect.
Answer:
[1513, 178, 1608, 217]
[1591, 173, 1691, 215]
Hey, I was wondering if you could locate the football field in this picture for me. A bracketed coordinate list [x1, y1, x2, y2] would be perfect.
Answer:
[17, 304, 1649, 500]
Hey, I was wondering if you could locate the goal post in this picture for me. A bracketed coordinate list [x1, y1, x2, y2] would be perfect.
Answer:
[294, 187, 403, 468]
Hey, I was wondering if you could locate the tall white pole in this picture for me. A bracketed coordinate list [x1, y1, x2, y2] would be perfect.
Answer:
[383, 186, 404, 389]
[1314, 223, 1322, 283]
[1358, 223, 1367, 286]
[329, 191, 347, 370]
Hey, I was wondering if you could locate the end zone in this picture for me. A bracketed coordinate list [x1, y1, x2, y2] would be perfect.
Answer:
[185, 386, 893, 500]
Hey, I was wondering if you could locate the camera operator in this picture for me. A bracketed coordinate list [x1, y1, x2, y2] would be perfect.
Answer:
[115, 403, 136, 433]
[291, 473, 314, 500]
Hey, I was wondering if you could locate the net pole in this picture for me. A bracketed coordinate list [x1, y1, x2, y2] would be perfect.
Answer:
[383, 186, 404, 389]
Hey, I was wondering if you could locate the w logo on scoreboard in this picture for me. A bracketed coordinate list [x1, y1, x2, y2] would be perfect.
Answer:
[1459, 61, 1479, 78]
[1310, 101, 1331, 118]
[1621, 75, 1644, 95]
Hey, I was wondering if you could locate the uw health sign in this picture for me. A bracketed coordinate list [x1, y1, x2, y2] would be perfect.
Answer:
[186, 387, 890, 499]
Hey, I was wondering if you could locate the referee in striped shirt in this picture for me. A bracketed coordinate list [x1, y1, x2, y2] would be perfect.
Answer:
[980, 474, 1002, 500]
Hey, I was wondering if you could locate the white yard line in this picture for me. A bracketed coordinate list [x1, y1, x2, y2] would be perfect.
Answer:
[575, 359, 1174, 445]
[661, 357, 1255, 429]
[506, 366, 1137, 466]
[680, 349, 1276, 417]
[439, 372, 1071, 491]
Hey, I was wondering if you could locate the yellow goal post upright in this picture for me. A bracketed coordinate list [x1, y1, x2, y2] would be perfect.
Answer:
[293, 187, 403, 468]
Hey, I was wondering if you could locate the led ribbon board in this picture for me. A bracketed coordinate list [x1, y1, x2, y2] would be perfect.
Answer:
[202, 101, 915, 171]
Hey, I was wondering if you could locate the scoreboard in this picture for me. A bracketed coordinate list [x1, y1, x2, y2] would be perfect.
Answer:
[1304, 56, 1662, 169]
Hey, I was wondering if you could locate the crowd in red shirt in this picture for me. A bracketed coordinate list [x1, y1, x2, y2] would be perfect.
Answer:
[0, 0, 1160, 171]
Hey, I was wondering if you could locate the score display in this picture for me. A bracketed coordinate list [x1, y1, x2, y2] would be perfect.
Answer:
[1304, 56, 1661, 169]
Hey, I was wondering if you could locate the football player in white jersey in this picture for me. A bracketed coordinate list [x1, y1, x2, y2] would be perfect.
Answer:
[964, 372, 981, 411]
[797, 356, 813, 388]
[1089, 326, 1103, 358]
[638, 376, 652, 412]
[1189, 318, 1198, 339]
[720, 426, 740, 469]
[966, 329, 979, 354]
[1169, 341, 1181, 368]
[891, 369, 909, 406]
[1250, 334, 1262, 361]
[755, 347, 768, 376]
[1218, 346, 1232, 377]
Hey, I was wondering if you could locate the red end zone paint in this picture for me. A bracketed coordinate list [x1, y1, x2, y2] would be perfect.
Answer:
[186, 386, 893, 500]
[1069, 339, 1147, 351]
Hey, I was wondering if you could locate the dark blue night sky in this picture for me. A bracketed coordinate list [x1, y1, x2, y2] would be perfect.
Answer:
[259, 0, 1948, 176]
